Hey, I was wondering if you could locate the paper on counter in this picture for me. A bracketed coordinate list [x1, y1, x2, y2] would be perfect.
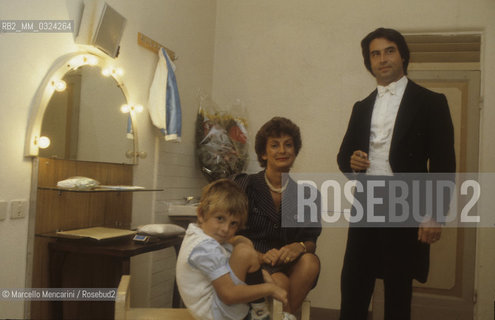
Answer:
[56, 227, 136, 240]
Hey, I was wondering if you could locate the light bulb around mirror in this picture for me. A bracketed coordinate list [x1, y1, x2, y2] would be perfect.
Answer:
[86, 56, 98, 66]
[38, 136, 51, 149]
[102, 67, 124, 78]
[102, 68, 112, 77]
[52, 80, 67, 92]
[121, 104, 143, 113]
[120, 104, 130, 113]
[69, 56, 85, 68]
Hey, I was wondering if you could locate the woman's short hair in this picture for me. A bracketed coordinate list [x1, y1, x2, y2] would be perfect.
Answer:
[361, 27, 410, 76]
[197, 178, 248, 228]
[254, 117, 302, 168]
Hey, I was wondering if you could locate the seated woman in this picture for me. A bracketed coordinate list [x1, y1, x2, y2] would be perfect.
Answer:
[234, 117, 321, 320]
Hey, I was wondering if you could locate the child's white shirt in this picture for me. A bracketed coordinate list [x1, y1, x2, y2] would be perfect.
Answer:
[176, 223, 249, 320]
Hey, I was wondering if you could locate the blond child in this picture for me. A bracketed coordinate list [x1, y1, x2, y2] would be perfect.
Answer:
[176, 179, 287, 320]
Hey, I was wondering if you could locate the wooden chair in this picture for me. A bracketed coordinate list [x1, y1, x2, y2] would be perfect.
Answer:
[115, 275, 195, 320]
[115, 275, 310, 320]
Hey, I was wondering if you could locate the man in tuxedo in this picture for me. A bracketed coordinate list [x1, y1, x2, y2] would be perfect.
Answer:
[337, 28, 456, 319]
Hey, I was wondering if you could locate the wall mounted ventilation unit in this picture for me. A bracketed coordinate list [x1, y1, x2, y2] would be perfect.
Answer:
[76, 0, 127, 58]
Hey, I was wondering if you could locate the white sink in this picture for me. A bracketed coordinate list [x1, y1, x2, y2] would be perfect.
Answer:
[168, 204, 198, 217]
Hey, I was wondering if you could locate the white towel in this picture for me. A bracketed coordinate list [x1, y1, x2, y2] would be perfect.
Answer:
[148, 47, 182, 141]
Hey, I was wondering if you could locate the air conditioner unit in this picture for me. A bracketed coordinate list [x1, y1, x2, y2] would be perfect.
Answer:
[76, 0, 126, 58]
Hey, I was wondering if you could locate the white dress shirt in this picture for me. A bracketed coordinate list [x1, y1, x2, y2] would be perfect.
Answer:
[367, 76, 408, 176]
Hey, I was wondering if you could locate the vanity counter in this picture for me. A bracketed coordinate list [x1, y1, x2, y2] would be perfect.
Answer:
[42, 233, 183, 319]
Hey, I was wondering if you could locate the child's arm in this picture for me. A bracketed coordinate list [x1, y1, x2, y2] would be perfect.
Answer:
[228, 235, 253, 247]
[211, 273, 287, 306]
[229, 236, 269, 268]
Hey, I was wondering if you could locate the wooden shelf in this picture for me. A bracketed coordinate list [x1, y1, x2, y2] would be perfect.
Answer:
[38, 186, 163, 193]
[32, 158, 141, 320]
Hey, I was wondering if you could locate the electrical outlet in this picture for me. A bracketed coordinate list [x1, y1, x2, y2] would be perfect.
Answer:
[10, 199, 27, 219]
[0, 201, 7, 220]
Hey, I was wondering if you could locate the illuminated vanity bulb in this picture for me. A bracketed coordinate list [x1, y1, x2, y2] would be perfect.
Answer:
[52, 80, 67, 92]
[102, 67, 124, 77]
[102, 68, 112, 77]
[121, 104, 143, 113]
[69, 56, 85, 68]
[68, 55, 99, 69]
[86, 55, 98, 66]
[120, 104, 130, 113]
[38, 136, 51, 149]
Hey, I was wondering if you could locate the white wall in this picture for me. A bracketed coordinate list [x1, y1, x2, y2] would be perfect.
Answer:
[211, 0, 495, 318]
[0, 0, 216, 318]
[0, 1, 78, 317]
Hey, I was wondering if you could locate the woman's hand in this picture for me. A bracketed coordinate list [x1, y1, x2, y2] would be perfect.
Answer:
[278, 242, 305, 264]
[261, 243, 307, 266]
[261, 248, 281, 266]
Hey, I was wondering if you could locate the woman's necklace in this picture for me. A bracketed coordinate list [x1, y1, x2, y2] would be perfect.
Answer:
[264, 172, 289, 193]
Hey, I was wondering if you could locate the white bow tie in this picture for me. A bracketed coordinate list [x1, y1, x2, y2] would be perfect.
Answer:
[377, 82, 397, 97]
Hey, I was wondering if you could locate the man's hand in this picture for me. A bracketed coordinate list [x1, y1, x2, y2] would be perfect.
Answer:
[418, 218, 442, 244]
[350, 150, 370, 172]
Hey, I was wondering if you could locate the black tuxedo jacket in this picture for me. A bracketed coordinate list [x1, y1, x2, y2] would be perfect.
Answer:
[337, 79, 455, 174]
[337, 79, 456, 282]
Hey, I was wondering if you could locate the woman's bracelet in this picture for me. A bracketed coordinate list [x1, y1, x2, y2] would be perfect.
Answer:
[299, 241, 307, 253]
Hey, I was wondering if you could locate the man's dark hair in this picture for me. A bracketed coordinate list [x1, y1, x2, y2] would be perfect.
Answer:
[361, 27, 410, 76]
[255, 117, 302, 168]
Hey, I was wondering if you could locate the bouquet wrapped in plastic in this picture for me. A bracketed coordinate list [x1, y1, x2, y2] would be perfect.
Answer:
[196, 96, 248, 181]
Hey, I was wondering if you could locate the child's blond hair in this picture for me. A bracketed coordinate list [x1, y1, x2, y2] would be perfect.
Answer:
[197, 179, 248, 229]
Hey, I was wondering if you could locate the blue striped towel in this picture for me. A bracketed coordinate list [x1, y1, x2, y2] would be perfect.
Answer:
[148, 47, 182, 141]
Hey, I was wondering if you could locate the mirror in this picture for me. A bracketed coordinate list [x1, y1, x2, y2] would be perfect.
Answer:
[25, 51, 142, 164]
[39, 65, 132, 163]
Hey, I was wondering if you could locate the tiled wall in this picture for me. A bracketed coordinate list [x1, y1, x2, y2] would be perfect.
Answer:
[151, 140, 207, 307]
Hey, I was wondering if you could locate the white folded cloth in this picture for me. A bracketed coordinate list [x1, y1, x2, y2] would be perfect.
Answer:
[57, 176, 100, 190]
[136, 224, 185, 237]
